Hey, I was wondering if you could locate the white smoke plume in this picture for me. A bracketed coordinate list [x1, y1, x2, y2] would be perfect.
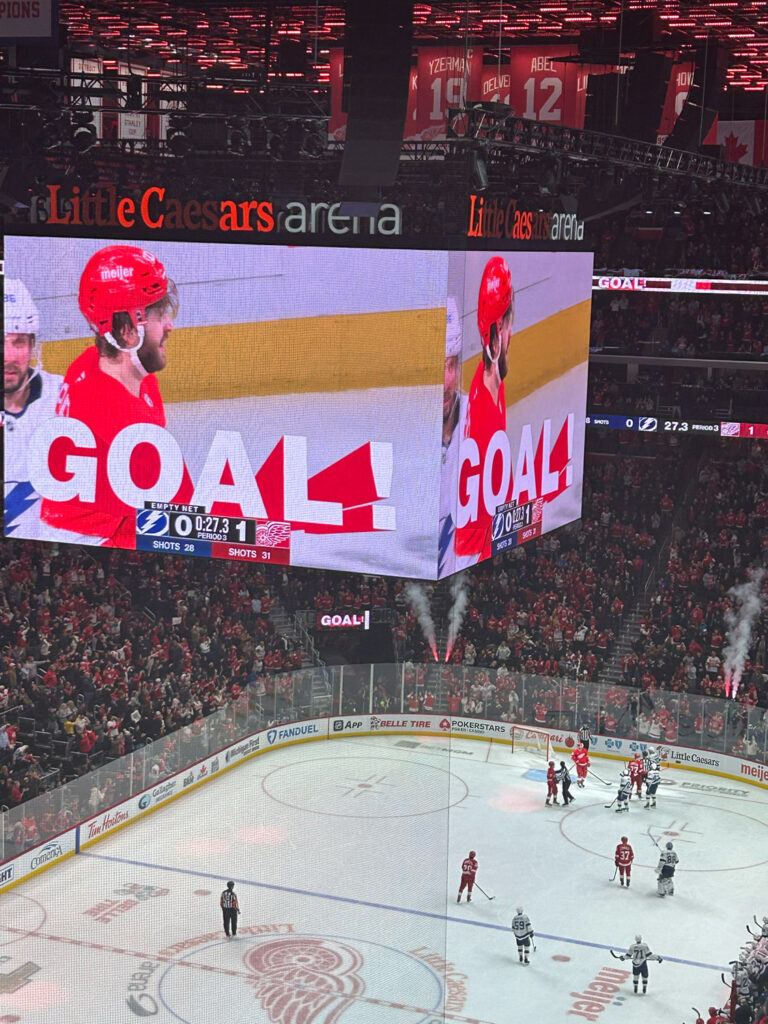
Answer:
[404, 582, 437, 660]
[723, 568, 766, 698]
[445, 572, 471, 661]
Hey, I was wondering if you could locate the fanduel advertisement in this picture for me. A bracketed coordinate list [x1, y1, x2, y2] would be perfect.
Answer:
[4, 239, 591, 578]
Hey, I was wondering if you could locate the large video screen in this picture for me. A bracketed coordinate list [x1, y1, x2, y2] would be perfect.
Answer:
[4, 238, 592, 578]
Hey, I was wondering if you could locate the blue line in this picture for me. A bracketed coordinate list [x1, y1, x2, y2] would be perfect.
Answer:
[82, 851, 729, 974]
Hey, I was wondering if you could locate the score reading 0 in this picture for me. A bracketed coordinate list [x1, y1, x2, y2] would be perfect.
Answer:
[136, 503, 291, 563]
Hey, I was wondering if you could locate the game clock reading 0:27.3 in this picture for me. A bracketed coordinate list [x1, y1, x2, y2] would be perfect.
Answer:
[135, 504, 291, 563]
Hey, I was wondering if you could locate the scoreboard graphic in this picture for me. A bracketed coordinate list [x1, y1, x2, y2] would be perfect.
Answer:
[135, 504, 291, 563]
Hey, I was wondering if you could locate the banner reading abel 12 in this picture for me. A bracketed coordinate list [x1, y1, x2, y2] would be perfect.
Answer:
[438, 251, 593, 578]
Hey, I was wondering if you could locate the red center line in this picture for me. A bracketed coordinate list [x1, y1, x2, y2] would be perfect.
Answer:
[3, 927, 496, 1024]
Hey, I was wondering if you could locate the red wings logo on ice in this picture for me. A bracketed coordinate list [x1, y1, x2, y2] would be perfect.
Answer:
[245, 938, 365, 1024]
[255, 521, 291, 548]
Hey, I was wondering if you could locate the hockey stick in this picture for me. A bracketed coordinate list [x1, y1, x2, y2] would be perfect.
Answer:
[647, 831, 661, 849]
[588, 767, 613, 787]
[474, 883, 495, 901]
[610, 865, 618, 881]
[604, 796, 617, 809]
[609, 950, 625, 961]
[747, 925, 758, 938]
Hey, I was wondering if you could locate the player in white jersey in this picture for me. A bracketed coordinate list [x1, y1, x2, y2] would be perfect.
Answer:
[619, 934, 663, 994]
[511, 907, 534, 965]
[615, 769, 632, 813]
[644, 762, 661, 808]
[656, 841, 678, 896]
[4, 279, 63, 538]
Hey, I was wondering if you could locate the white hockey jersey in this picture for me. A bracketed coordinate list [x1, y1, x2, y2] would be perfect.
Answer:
[625, 941, 661, 967]
[618, 775, 633, 796]
[645, 766, 661, 789]
[511, 913, 533, 939]
[4, 369, 63, 536]
[657, 848, 679, 876]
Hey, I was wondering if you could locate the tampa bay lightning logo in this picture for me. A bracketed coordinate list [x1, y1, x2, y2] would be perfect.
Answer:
[267, 729, 277, 745]
[136, 510, 169, 536]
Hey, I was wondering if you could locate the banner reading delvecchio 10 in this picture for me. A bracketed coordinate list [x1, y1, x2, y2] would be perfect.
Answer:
[438, 251, 593, 577]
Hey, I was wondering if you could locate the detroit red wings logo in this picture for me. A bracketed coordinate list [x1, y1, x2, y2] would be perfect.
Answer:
[255, 520, 291, 548]
[244, 938, 365, 1024]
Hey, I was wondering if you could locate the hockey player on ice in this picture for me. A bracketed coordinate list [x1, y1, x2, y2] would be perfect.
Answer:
[644, 762, 661, 808]
[457, 851, 478, 903]
[615, 836, 634, 887]
[656, 841, 679, 896]
[511, 907, 534, 965]
[619, 934, 663, 994]
[628, 755, 644, 799]
[571, 743, 590, 788]
[615, 769, 632, 813]
[642, 746, 657, 779]
[545, 761, 559, 806]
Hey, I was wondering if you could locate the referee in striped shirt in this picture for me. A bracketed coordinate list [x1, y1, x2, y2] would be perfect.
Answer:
[578, 722, 593, 750]
[220, 881, 240, 938]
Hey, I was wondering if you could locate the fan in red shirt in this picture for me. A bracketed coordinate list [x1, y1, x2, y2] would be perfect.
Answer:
[546, 760, 559, 806]
[614, 836, 634, 887]
[40, 245, 192, 548]
[457, 851, 478, 903]
[454, 256, 515, 563]
[571, 743, 590, 788]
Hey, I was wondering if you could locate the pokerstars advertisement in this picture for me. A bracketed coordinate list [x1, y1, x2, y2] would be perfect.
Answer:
[438, 251, 593, 578]
[4, 237, 451, 578]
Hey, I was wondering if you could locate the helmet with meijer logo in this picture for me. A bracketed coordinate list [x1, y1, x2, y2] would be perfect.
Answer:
[78, 245, 177, 351]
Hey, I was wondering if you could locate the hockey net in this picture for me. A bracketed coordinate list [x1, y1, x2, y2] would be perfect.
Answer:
[510, 725, 553, 763]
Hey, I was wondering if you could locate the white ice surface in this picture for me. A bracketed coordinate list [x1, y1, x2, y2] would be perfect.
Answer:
[2, 734, 764, 1024]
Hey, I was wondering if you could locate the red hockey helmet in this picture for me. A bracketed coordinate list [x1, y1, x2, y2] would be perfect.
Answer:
[469, 850, 476, 858]
[78, 245, 176, 346]
[477, 256, 513, 350]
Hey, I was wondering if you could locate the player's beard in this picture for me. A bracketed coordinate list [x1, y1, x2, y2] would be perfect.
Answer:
[138, 334, 168, 374]
[498, 343, 509, 381]
[4, 366, 28, 394]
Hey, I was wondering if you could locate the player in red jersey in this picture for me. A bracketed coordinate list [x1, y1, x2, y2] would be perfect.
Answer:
[546, 760, 559, 806]
[615, 836, 634, 887]
[454, 256, 515, 563]
[40, 245, 192, 547]
[571, 743, 590, 788]
[628, 755, 644, 800]
[457, 851, 478, 903]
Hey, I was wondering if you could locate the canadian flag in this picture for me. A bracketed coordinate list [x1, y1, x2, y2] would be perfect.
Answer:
[716, 119, 755, 164]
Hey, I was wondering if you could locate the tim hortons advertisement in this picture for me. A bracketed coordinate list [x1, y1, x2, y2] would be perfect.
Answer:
[438, 250, 593, 577]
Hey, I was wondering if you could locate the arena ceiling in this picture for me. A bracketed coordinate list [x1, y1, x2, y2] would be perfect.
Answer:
[58, 1, 768, 90]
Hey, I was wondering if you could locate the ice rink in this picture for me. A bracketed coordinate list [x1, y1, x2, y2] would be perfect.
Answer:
[1, 733, 765, 1024]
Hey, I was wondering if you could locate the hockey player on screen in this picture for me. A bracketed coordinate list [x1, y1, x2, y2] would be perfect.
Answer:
[454, 256, 514, 563]
[457, 851, 478, 903]
[615, 769, 632, 813]
[615, 836, 634, 887]
[628, 755, 644, 800]
[656, 841, 678, 897]
[545, 760, 559, 806]
[618, 934, 663, 994]
[644, 762, 661, 808]
[511, 907, 534, 965]
[40, 245, 192, 547]
[438, 297, 466, 578]
[4, 279, 63, 537]
[571, 743, 590, 788]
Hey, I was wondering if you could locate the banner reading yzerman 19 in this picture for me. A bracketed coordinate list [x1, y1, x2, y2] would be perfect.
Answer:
[4, 238, 592, 578]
